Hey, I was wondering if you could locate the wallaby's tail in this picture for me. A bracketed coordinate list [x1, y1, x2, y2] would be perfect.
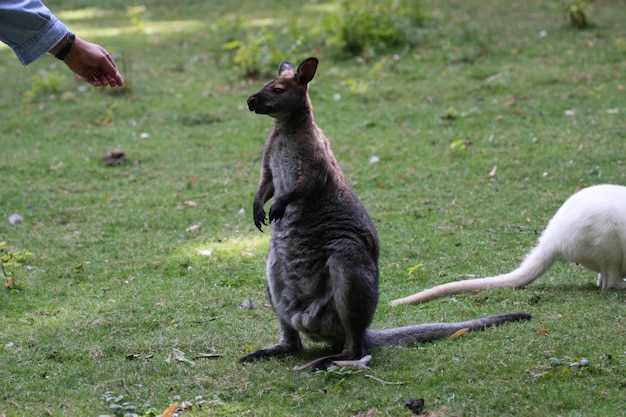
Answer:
[366, 312, 531, 349]
[391, 242, 559, 306]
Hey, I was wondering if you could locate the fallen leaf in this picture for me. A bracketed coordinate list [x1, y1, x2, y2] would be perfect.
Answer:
[449, 328, 469, 339]
[505, 97, 518, 107]
[196, 352, 225, 359]
[489, 165, 498, 177]
[4, 276, 17, 288]
[184, 200, 198, 207]
[186, 223, 201, 232]
[170, 348, 195, 366]
[102, 149, 126, 166]
[162, 402, 178, 417]
[240, 295, 255, 310]
[407, 263, 423, 276]
[537, 329, 550, 335]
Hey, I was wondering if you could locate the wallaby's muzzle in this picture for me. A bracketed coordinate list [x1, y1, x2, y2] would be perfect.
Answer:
[247, 94, 265, 113]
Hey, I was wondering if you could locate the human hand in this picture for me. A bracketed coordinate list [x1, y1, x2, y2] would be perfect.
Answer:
[62, 37, 124, 87]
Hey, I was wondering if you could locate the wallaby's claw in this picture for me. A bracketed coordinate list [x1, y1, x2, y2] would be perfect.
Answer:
[268, 200, 286, 223]
[254, 217, 267, 232]
[253, 203, 268, 231]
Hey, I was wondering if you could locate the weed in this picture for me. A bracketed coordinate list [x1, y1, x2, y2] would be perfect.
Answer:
[563, 0, 589, 28]
[21, 70, 62, 101]
[223, 33, 281, 77]
[323, 0, 427, 55]
[0, 242, 31, 292]
[127, 5, 149, 34]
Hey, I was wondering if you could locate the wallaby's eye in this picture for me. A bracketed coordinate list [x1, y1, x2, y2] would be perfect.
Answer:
[272, 87, 285, 94]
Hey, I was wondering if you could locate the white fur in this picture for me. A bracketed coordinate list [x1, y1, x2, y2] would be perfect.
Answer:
[392, 184, 626, 306]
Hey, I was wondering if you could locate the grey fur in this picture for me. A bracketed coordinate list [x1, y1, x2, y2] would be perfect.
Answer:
[240, 57, 530, 367]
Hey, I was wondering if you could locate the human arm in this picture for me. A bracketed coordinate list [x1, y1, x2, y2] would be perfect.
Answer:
[49, 32, 124, 87]
[0, 0, 123, 87]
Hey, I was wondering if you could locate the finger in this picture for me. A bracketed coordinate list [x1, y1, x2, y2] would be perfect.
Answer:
[87, 72, 106, 87]
[99, 54, 123, 85]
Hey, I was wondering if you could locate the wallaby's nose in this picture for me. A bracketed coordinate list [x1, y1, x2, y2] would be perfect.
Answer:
[247, 95, 258, 112]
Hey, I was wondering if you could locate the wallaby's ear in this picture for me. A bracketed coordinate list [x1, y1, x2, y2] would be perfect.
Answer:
[279, 61, 294, 76]
[295, 57, 318, 85]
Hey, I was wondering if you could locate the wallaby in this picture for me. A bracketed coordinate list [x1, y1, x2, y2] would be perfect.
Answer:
[240, 57, 530, 369]
[392, 184, 626, 306]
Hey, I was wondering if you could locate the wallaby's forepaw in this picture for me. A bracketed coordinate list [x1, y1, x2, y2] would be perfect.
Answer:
[253, 202, 268, 232]
[268, 200, 286, 223]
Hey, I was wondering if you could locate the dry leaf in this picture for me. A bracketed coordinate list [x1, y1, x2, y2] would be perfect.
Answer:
[449, 328, 469, 339]
[162, 402, 178, 417]
[197, 352, 225, 359]
[537, 329, 550, 335]
[186, 223, 201, 232]
[171, 348, 195, 366]
[240, 295, 255, 310]
[102, 149, 126, 166]
[4, 276, 17, 288]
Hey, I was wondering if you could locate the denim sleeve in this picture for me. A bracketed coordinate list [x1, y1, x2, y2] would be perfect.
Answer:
[0, 0, 68, 65]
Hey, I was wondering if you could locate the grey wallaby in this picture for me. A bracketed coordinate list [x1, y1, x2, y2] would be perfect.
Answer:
[240, 57, 530, 369]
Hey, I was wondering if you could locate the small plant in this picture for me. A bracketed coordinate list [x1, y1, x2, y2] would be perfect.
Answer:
[1, 242, 32, 292]
[223, 33, 282, 78]
[127, 5, 149, 34]
[563, 0, 589, 28]
[22, 71, 62, 101]
[323, 0, 427, 55]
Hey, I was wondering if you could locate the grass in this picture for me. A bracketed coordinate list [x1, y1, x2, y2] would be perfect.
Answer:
[1, 0, 625, 415]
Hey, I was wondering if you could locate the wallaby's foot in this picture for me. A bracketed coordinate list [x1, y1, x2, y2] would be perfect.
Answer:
[239, 342, 302, 362]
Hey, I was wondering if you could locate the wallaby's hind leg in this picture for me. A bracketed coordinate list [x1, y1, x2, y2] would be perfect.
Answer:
[597, 269, 626, 289]
[239, 319, 303, 362]
[240, 251, 304, 362]
[307, 250, 378, 369]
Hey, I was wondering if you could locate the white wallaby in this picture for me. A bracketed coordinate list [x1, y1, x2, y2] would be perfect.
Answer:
[392, 184, 626, 306]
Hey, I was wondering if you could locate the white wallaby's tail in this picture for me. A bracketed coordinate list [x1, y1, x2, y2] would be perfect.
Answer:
[391, 242, 559, 306]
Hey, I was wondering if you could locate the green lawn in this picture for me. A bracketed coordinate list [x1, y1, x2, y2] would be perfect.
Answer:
[1, 0, 625, 416]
